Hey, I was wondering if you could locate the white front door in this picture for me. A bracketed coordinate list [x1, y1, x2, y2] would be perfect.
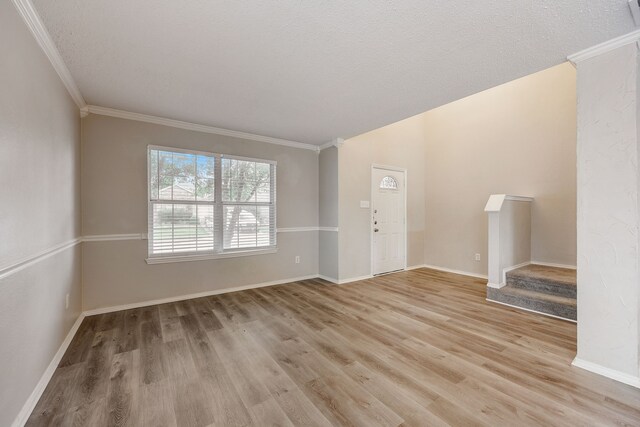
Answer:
[372, 167, 406, 275]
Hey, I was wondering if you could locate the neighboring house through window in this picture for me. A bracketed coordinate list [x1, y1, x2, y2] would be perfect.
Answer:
[148, 146, 276, 262]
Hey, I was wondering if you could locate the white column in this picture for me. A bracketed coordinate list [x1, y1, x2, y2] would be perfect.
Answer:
[485, 194, 533, 289]
[573, 41, 640, 387]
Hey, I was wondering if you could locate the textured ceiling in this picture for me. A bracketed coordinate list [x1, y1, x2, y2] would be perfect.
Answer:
[32, 0, 635, 145]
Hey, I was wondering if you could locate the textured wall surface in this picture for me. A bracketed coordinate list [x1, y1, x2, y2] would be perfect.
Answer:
[575, 43, 640, 379]
[32, 0, 634, 144]
[81, 115, 319, 309]
[0, 2, 82, 425]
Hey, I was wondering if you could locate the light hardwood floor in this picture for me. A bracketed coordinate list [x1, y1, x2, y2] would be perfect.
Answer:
[27, 268, 640, 426]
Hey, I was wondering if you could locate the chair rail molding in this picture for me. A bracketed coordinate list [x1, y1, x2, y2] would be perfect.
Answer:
[0, 238, 82, 281]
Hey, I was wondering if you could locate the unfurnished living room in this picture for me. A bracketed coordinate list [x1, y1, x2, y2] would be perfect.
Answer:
[3, 1, 640, 426]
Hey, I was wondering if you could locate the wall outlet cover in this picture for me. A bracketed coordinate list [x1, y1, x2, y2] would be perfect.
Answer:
[360, 200, 370, 208]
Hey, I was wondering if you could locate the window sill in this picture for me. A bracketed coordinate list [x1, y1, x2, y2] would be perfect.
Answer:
[146, 248, 277, 265]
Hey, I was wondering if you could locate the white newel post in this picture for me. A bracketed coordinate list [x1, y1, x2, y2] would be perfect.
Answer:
[485, 195, 505, 288]
[572, 40, 640, 387]
[484, 194, 533, 289]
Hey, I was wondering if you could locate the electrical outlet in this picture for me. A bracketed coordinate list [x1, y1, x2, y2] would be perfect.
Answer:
[475, 253, 481, 261]
[295, 256, 300, 264]
[65, 293, 69, 309]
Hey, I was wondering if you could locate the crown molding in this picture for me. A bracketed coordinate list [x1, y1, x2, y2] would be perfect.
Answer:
[11, 0, 321, 149]
[86, 105, 319, 151]
[319, 137, 345, 151]
[318, 141, 334, 151]
[11, 0, 87, 110]
[568, 29, 640, 64]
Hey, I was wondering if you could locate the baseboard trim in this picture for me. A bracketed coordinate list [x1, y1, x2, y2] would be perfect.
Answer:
[12, 313, 86, 427]
[530, 260, 577, 270]
[572, 358, 640, 389]
[502, 261, 532, 283]
[342, 275, 374, 284]
[316, 275, 338, 284]
[83, 274, 318, 316]
[421, 264, 488, 280]
[486, 298, 576, 323]
[317, 274, 374, 285]
[487, 282, 506, 289]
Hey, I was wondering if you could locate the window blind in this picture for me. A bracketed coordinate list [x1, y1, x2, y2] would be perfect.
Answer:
[148, 146, 276, 259]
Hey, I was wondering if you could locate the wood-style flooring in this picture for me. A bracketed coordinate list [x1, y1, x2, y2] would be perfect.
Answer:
[27, 268, 640, 426]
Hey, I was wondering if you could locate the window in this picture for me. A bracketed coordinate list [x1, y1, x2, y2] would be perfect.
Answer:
[148, 146, 276, 262]
[379, 175, 398, 190]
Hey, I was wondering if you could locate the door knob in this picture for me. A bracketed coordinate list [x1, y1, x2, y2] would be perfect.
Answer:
[374, 228, 379, 232]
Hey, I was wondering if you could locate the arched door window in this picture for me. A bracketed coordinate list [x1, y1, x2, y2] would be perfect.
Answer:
[379, 175, 398, 190]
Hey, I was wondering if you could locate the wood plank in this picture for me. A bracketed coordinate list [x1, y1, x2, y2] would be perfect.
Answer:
[106, 350, 140, 426]
[248, 398, 294, 427]
[26, 268, 640, 426]
[140, 380, 177, 427]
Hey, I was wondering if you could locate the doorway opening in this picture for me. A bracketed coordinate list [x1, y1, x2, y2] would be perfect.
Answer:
[371, 165, 407, 276]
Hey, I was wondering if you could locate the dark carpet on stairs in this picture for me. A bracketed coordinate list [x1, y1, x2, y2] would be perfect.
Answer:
[487, 264, 576, 321]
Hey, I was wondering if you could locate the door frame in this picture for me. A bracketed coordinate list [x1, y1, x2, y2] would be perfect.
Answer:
[370, 164, 408, 276]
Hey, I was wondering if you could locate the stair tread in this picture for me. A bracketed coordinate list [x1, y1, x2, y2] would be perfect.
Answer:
[507, 264, 576, 286]
[497, 285, 576, 306]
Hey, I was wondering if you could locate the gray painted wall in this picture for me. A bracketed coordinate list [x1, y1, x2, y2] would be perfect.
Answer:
[338, 62, 576, 281]
[319, 147, 339, 228]
[319, 147, 339, 279]
[423, 63, 577, 275]
[81, 115, 319, 310]
[0, 2, 82, 425]
[339, 114, 428, 280]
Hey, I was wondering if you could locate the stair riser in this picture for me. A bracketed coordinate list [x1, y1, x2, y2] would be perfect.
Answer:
[487, 288, 576, 321]
[506, 276, 576, 298]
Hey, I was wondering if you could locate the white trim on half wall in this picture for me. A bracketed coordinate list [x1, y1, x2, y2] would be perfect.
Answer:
[530, 260, 577, 270]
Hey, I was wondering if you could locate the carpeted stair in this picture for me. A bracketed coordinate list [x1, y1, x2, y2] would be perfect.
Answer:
[487, 264, 576, 321]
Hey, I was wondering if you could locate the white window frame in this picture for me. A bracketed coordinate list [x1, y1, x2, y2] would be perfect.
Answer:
[146, 145, 277, 264]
